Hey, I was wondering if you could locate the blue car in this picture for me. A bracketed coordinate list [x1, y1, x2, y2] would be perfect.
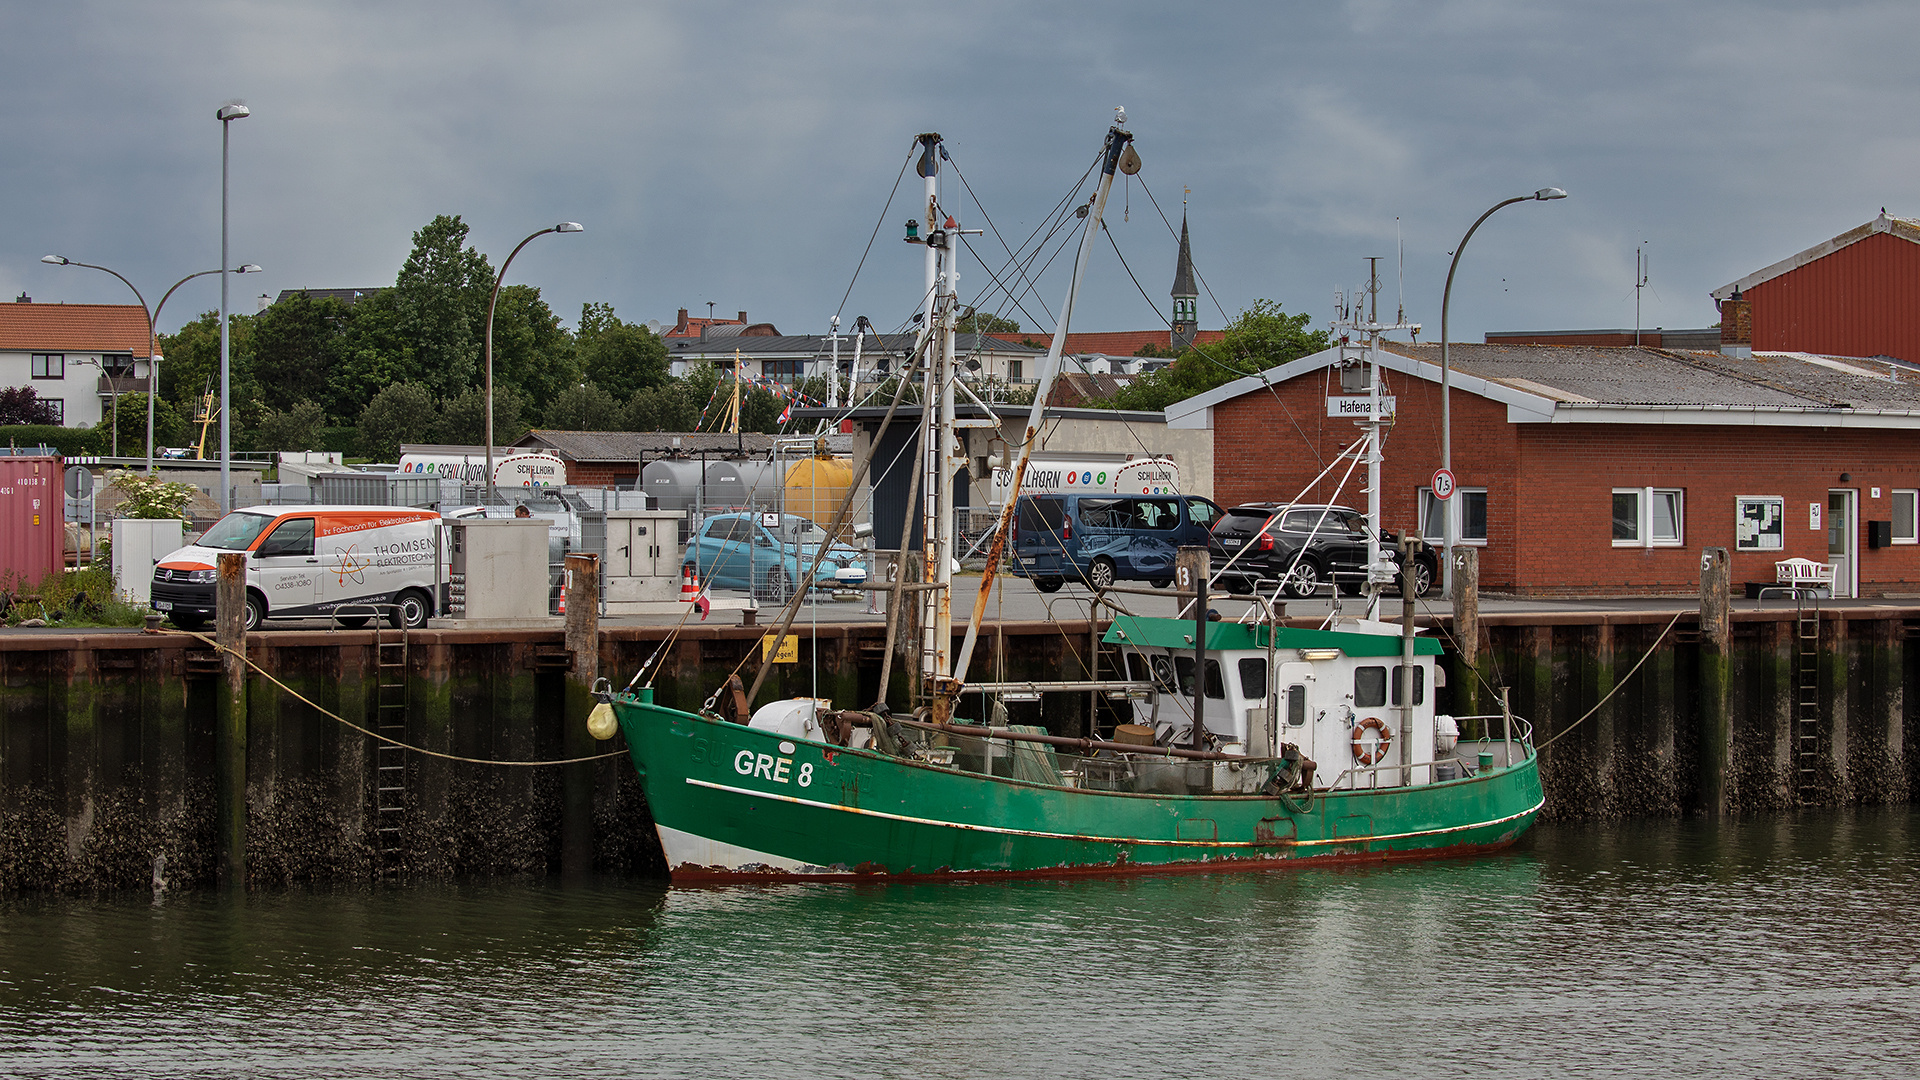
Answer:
[1009, 493, 1223, 592]
[685, 512, 864, 599]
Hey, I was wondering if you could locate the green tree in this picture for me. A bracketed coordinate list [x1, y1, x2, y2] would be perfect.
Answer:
[358, 382, 438, 460]
[489, 284, 577, 409]
[575, 302, 668, 399]
[622, 383, 701, 431]
[542, 382, 623, 431]
[329, 288, 407, 421]
[957, 309, 1019, 335]
[251, 401, 328, 452]
[1104, 299, 1327, 412]
[391, 214, 495, 400]
[250, 292, 353, 416]
[157, 311, 258, 431]
[438, 385, 530, 446]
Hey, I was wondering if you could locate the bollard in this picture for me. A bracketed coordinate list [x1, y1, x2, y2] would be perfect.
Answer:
[1699, 547, 1732, 815]
[215, 551, 248, 889]
[562, 552, 600, 880]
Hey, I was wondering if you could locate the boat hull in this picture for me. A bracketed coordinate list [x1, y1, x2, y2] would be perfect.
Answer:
[614, 696, 1544, 881]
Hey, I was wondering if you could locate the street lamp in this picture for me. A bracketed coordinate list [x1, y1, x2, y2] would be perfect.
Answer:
[39, 255, 143, 457]
[217, 101, 249, 513]
[1438, 187, 1567, 598]
[40, 256, 261, 471]
[484, 221, 583, 500]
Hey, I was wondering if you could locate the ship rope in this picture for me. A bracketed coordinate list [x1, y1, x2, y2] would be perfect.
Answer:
[159, 628, 628, 766]
[1529, 608, 1686, 753]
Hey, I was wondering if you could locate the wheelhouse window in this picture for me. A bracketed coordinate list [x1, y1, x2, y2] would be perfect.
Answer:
[1354, 665, 1387, 708]
[1391, 664, 1425, 706]
[1420, 487, 1488, 544]
[1174, 656, 1225, 700]
[31, 353, 64, 378]
[1614, 487, 1683, 547]
[1893, 490, 1918, 545]
[1237, 657, 1267, 700]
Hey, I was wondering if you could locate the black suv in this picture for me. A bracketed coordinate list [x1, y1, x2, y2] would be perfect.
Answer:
[1208, 503, 1436, 598]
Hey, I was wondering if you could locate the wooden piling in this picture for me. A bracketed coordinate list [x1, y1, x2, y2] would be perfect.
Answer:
[562, 553, 599, 879]
[1452, 547, 1480, 718]
[215, 552, 248, 889]
[1699, 547, 1732, 815]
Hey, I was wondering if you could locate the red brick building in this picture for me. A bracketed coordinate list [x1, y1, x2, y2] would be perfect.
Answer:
[1167, 341, 1920, 598]
[1712, 211, 1920, 363]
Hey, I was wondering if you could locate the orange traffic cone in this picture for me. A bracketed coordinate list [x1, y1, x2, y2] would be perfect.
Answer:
[681, 564, 701, 601]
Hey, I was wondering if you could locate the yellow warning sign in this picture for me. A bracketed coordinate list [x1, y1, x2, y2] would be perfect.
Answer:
[761, 633, 799, 664]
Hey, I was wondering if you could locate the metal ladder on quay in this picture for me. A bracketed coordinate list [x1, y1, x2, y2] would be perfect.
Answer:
[372, 615, 410, 881]
[1792, 590, 1822, 804]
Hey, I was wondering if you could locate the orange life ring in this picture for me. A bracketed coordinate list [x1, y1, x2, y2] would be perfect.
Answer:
[1350, 717, 1393, 766]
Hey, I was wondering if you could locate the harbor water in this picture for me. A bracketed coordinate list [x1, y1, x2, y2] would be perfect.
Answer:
[3, 808, 1917, 1079]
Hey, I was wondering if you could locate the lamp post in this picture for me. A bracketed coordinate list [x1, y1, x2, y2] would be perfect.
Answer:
[217, 101, 249, 514]
[41, 257, 262, 471]
[37, 256, 143, 458]
[484, 222, 582, 501]
[1438, 187, 1567, 598]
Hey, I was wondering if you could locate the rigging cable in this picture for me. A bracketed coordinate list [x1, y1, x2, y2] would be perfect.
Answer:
[833, 139, 921, 322]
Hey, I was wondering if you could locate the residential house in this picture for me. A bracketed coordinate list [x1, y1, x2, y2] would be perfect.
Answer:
[0, 298, 151, 428]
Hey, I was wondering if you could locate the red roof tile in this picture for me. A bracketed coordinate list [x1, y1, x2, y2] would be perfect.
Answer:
[0, 303, 151, 356]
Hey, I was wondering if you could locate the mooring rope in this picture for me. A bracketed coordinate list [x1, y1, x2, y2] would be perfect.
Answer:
[161, 628, 628, 766]
[1533, 608, 1687, 753]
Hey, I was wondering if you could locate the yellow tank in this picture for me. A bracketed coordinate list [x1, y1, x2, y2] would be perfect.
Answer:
[783, 455, 852, 523]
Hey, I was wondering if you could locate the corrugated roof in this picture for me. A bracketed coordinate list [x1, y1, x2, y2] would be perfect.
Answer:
[1381, 342, 1920, 411]
[0, 303, 151, 356]
[1712, 211, 1920, 300]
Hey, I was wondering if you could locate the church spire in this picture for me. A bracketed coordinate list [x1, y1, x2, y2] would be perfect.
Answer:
[1170, 208, 1198, 350]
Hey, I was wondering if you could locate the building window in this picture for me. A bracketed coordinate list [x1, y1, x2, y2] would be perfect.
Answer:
[1009, 359, 1024, 383]
[31, 353, 64, 378]
[763, 359, 807, 384]
[1894, 490, 1918, 545]
[42, 398, 63, 423]
[103, 353, 136, 378]
[1614, 487, 1684, 547]
[1736, 495, 1786, 551]
[1420, 487, 1487, 544]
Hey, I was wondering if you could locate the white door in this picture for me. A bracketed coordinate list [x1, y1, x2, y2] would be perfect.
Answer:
[1828, 489, 1857, 598]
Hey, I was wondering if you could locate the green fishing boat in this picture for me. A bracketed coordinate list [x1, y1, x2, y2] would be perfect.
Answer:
[605, 114, 1542, 880]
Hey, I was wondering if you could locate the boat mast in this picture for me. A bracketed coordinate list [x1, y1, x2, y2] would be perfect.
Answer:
[943, 111, 1139, 706]
[1337, 259, 1419, 621]
[913, 133, 961, 702]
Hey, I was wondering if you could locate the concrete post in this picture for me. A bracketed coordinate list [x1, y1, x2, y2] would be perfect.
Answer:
[215, 551, 248, 889]
[1452, 547, 1480, 722]
[1699, 547, 1732, 815]
[563, 552, 600, 880]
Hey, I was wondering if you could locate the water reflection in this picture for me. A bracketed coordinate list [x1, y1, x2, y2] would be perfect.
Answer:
[2, 810, 1917, 1078]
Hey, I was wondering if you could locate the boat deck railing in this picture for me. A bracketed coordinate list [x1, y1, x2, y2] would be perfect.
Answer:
[1322, 714, 1536, 791]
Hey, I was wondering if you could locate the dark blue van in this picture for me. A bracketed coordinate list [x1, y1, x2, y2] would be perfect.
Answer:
[1009, 493, 1224, 592]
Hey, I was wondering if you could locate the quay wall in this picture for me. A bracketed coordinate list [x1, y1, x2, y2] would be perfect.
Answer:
[3, 607, 1916, 893]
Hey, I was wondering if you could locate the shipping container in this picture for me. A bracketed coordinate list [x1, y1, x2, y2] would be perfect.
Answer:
[0, 455, 65, 592]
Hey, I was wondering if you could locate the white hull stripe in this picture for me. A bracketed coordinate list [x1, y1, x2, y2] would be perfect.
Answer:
[683, 777, 1544, 849]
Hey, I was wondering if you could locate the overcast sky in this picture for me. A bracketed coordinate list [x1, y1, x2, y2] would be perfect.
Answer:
[6, 1, 1918, 349]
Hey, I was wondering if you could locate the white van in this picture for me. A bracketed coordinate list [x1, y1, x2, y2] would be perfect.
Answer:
[151, 505, 443, 631]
